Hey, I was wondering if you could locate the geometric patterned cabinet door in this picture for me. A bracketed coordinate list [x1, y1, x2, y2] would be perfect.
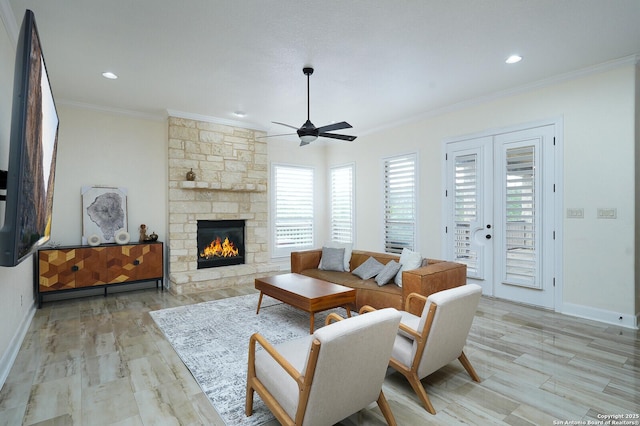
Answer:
[107, 243, 163, 283]
[39, 247, 107, 291]
[37, 242, 163, 307]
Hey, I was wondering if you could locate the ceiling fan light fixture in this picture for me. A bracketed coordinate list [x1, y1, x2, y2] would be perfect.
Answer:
[300, 134, 317, 144]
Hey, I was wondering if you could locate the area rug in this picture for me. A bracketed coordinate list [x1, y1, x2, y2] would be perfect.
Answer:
[149, 293, 347, 425]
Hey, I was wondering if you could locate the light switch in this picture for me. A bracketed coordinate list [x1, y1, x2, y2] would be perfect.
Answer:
[566, 208, 584, 219]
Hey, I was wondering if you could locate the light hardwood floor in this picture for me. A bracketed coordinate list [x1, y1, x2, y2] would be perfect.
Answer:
[0, 284, 638, 425]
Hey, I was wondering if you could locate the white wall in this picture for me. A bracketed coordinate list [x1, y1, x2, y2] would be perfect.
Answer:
[326, 64, 637, 322]
[52, 106, 167, 246]
[0, 11, 37, 385]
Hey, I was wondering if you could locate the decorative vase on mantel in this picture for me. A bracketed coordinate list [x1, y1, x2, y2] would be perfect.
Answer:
[186, 168, 196, 181]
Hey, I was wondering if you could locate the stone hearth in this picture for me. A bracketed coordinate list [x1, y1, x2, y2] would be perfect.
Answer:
[167, 116, 280, 294]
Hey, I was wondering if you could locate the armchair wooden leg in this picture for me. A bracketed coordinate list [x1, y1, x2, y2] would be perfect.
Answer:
[405, 373, 436, 415]
[376, 391, 397, 426]
[390, 358, 436, 414]
[407, 376, 436, 414]
[458, 351, 481, 382]
[245, 380, 255, 416]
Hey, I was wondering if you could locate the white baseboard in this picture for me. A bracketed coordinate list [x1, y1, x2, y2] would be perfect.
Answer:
[561, 302, 638, 329]
[0, 301, 36, 388]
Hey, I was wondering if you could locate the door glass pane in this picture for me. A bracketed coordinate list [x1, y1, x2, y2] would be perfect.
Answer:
[454, 154, 479, 276]
[504, 145, 538, 287]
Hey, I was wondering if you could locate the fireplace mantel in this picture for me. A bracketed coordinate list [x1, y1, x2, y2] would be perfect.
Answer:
[178, 181, 266, 193]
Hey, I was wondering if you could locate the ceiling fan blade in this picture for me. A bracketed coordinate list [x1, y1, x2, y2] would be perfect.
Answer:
[319, 132, 357, 141]
[272, 121, 299, 130]
[256, 132, 297, 139]
[316, 121, 352, 133]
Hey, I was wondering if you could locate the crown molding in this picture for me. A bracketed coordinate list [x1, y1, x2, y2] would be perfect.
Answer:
[166, 109, 268, 132]
[0, 0, 18, 45]
[58, 99, 166, 122]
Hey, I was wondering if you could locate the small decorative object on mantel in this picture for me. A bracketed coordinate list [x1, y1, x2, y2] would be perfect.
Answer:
[186, 168, 196, 181]
[146, 231, 159, 242]
[139, 224, 148, 242]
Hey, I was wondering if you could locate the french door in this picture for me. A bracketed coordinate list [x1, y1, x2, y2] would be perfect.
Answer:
[445, 124, 559, 309]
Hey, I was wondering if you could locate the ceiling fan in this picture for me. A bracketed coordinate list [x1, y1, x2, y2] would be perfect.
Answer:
[271, 67, 357, 146]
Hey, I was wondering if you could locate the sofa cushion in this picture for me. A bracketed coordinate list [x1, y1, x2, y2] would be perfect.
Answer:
[352, 256, 384, 280]
[319, 247, 345, 272]
[394, 248, 423, 287]
[376, 260, 402, 286]
[319, 241, 353, 271]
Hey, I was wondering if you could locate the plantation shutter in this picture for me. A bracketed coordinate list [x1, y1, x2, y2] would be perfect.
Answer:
[273, 165, 314, 254]
[504, 145, 538, 286]
[330, 164, 354, 244]
[384, 154, 416, 254]
[454, 153, 479, 276]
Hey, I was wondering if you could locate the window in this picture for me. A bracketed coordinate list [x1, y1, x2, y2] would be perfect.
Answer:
[272, 164, 314, 257]
[383, 154, 417, 254]
[330, 164, 355, 244]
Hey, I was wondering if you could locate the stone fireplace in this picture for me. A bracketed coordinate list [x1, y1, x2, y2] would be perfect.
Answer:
[167, 116, 281, 294]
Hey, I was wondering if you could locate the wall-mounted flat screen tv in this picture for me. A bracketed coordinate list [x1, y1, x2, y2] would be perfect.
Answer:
[0, 9, 59, 267]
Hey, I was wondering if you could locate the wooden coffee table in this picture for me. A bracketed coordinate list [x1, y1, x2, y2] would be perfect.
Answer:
[255, 273, 356, 334]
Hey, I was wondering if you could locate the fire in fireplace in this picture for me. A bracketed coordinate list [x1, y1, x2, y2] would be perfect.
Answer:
[197, 220, 245, 269]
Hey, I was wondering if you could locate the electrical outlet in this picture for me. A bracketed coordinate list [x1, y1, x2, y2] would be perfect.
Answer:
[597, 208, 617, 219]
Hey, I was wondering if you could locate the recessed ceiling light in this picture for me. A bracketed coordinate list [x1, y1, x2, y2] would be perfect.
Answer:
[102, 71, 118, 79]
[233, 111, 246, 118]
[505, 55, 523, 64]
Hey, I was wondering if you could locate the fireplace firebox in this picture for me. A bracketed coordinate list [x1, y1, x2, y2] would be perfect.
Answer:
[197, 220, 245, 269]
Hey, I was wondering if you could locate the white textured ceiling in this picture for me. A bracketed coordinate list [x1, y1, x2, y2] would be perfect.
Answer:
[3, 0, 640, 139]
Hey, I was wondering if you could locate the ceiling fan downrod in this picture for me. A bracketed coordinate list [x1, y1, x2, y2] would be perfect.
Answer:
[303, 67, 314, 122]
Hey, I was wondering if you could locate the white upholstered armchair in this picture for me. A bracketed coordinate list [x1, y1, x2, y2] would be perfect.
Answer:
[245, 307, 402, 426]
[362, 283, 482, 414]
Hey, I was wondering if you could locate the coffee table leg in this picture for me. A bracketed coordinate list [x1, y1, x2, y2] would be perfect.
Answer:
[345, 306, 352, 318]
[309, 313, 315, 334]
[256, 292, 264, 314]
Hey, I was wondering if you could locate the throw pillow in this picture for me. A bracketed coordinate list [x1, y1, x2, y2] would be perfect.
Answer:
[375, 260, 402, 286]
[352, 256, 384, 280]
[318, 241, 353, 271]
[319, 247, 345, 272]
[394, 248, 423, 287]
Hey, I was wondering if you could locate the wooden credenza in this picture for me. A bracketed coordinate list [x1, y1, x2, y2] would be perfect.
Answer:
[36, 242, 164, 307]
